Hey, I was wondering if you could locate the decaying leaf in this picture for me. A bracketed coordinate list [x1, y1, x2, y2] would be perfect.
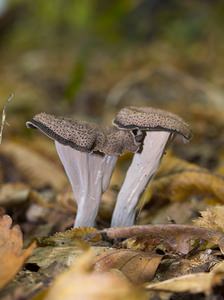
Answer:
[44, 250, 147, 300]
[154, 249, 220, 282]
[146, 271, 224, 295]
[193, 205, 224, 232]
[152, 154, 224, 202]
[37, 227, 99, 247]
[26, 228, 98, 270]
[94, 249, 162, 284]
[99, 224, 224, 255]
[0, 215, 36, 289]
[0, 142, 66, 190]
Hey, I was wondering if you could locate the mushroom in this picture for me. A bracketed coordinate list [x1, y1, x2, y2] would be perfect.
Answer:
[111, 106, 192, 227]
[26, 113, 138, 227]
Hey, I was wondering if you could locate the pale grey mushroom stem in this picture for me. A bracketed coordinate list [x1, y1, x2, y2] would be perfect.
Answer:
[55, 141, 117, 227]
[111, 131, 171, 227]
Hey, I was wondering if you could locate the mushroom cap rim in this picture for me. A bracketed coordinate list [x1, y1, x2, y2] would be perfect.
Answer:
[113, 119, 192, 140]
[26, 119, 95, 153]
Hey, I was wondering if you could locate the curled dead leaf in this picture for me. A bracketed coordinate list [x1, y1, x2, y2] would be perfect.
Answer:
[0, 215, 36, 289]
[99, 224, 224, 255]
[94, 249, 162, 284]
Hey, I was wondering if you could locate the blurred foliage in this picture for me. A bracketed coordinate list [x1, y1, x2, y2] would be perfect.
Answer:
[0, 0, 224, 113]
[1, 0, 223, 115]
[4, 0, 224, 47]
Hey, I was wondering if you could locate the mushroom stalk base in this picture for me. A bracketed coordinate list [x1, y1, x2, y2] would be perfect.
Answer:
[111, 131, 171, 227]
[55, 142, 117, 227]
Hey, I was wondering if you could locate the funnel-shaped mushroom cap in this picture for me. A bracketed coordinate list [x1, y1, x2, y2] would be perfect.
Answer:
[113, 106, 192, 140]
[26, 113, 103, 153]
[27, 113, 140, 156]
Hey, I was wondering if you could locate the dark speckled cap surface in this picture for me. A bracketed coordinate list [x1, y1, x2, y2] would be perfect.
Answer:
[113, 106, 192, 140]
[26, 112, 101, 152]
[26, 113, 138, 155]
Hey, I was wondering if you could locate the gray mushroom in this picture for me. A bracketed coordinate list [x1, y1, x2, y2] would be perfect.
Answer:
[111, 106, 192, 227]
[26, 113, 138, 227]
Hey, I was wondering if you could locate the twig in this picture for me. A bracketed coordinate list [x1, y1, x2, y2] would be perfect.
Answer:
[0, 93, 14, 144]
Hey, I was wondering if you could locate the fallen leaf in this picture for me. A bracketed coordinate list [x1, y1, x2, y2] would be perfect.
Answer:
[26, 227, 101, 270]
[146, 270, 224, 295]
[211, 260, 224, 273]
[0, 215, 36, 289]
[0, 183, 30, 206]
[155, 249, 220, 281]
[45, 250, 147, 300]
[193, 205, 224, 232]
[99, 224, 224, 255]
[37, 227, 99, 247]
[94, 249, 162, 284]
[157, 154, 199, 175]
[152, 155, 224, 202]
[0, 142, 66, 190]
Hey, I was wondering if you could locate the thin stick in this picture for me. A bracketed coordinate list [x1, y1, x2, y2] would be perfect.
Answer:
[0, 93, 14, 144]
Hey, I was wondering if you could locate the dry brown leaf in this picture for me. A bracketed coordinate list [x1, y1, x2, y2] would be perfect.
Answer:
[146, 272, 215, 294]
[193, 206, 224, 232]
[0, 142, 66, 190]
[99, 224, 224, 255]
[152, 154, 224, 202]
[155, 249, 220, 282]
[94, 249, 162, 284]
[0, 215, 36, 289]
[45, 250, 147, 300]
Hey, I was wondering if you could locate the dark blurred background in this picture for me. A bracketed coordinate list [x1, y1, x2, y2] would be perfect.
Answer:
[0, 0, 224, 167]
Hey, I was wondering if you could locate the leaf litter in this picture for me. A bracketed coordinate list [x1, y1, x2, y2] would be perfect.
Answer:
[0, 215, 35, 289]
[0, 66, 224, 299]
[1, 143, 224, 299]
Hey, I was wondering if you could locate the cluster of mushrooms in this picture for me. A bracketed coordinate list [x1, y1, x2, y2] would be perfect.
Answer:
[26, 106, 192, 227]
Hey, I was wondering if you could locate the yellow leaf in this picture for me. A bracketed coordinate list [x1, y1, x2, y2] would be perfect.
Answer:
[146, 272, 214, 294]
[152, 154, 224, 202]
[193, 206, 224, 232]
